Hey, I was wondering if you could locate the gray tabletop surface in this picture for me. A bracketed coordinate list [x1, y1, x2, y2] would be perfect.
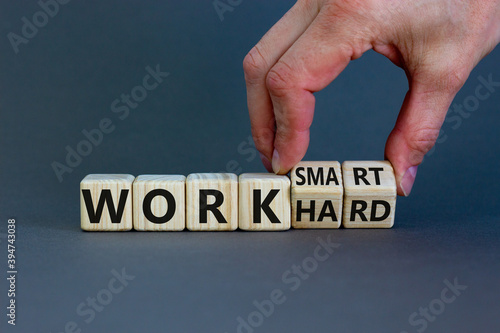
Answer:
[1, 1, 499, 332]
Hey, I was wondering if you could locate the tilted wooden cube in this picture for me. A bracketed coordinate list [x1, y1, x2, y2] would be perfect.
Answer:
[186, 173, 238, 231]
[342, 161, 396, 228]
[133, 175, 186, 231]
[239, 173, 290, 231]
[291, 161, 343, 229]
[80, 174, 135, 231]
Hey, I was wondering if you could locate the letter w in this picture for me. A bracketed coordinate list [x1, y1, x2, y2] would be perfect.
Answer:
[82, 189, 129, 223]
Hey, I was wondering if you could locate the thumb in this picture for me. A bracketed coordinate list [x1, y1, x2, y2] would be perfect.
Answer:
[385, 73, 466, 196]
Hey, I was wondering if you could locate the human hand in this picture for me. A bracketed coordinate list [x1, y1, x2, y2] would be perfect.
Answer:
[243, 0, 500, 196]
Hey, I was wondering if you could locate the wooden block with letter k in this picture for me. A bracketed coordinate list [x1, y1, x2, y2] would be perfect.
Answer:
[239, 173, 290, 231]
[342, 161, 397, 228]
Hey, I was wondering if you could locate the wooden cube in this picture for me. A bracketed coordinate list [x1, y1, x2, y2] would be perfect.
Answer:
[291, 161, 343, 229]
[133, 175, 186, 231]
[186, 173, 238, 231]
[239, 173, 290, 231]
[342, 161, 396, 228]
[80, 174, 135, 231]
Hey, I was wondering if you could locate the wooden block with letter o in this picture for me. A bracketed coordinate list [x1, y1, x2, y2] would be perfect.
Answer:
[342, 161, 396, 228]
[186, 173, 238, 231]
[133, 175, 186, 231]
[239, 173, 291, 231]
[80, 174, 135, 231]
[291, 161, 343, 229]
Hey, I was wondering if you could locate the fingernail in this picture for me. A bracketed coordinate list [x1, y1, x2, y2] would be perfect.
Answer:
[401, 166, 418, 196]
[272, 149, 280, 174]
[259, 153, 273, 172]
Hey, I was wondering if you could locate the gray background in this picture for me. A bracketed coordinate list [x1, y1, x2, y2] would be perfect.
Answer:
[1, 1, 499, 332]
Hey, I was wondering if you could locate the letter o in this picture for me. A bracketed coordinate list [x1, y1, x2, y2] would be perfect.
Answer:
[143, 189, 176, 224]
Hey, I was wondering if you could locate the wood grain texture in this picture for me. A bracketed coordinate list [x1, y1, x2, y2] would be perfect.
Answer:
[291, 161, 343, 229]
[133, 175, 186, 231]
[342, 161, 396, 228]
[239, 173, 290, 231]
[186, 173, 238, 231]
[80, 174, 134, 231]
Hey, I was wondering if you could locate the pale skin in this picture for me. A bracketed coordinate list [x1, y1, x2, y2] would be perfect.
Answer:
[243, 0, 500, 196]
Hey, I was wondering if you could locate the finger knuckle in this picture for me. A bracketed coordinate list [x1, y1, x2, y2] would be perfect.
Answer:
[243, 46, 268, 84]
[266, 62, 294, 97]
[420, 63, 470, 94]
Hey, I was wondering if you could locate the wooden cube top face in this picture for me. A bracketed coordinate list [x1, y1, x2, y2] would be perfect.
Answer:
[133, 175, 186, 231]
[81, 174, 136, 184]
[291, 162, 343, 229]
[80, 174, 135, 231]
[187, 173, 237, 183]
[239, 173, 291, 231]
[342, 161, 396, 196]
[291, 161, 343, 197]
[186, 173, 238, 231]
[239, 173, 290, 183]
[135, 174, 186, 183]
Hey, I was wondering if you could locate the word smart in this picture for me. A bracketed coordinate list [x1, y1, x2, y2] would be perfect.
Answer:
[80, 161, 397, 231]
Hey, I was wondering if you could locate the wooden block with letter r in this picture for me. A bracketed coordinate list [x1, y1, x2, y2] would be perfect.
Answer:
[291, 161, 343, 229]
[239, 173, 290, 231]
[133, 175, 186, 231]
[342, 161, 396, 228]
[80, 174, 135, 231]
[186, 173, 238, 231]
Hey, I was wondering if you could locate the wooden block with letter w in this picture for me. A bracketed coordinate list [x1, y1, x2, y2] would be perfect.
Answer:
[80, 174, 135, 231]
